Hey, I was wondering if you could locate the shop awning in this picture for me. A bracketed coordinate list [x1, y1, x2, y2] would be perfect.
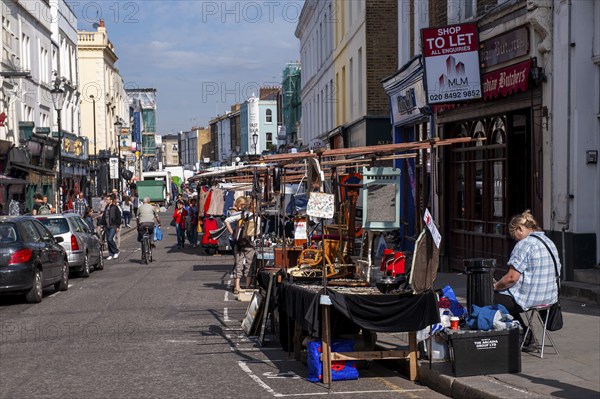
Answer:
[0, 174, 28, 185]
[9, 162, 55, 176]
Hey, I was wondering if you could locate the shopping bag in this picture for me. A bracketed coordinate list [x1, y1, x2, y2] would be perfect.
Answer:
[170, 218, 176, 227]
[154, 225, 163, 241]
[544, 301, 564, 331]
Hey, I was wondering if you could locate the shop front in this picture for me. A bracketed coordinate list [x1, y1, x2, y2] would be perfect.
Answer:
[436, 35, 545, 273]
[382, 55, 432, 250]
[58, 132, 90, 208]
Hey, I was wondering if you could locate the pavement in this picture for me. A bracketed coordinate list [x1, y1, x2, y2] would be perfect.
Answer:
[116, 223, 600, 398]
[376, 273, 600, 399]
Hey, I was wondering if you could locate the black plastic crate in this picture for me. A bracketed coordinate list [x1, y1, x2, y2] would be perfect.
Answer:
[443, 327, 521, 377]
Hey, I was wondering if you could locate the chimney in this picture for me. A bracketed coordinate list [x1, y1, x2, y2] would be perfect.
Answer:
[99, 19, 105, 28]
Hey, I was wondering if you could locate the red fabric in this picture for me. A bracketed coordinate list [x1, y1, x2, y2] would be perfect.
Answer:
[172, 208, 188, 228]
[202, 217, 218, 245]
[203, 190, 213, 215]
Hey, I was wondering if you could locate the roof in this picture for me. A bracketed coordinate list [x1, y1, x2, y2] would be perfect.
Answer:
[0, 174, 28, 185]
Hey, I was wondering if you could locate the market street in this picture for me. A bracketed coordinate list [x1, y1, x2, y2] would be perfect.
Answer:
[0, 221, 447, 399]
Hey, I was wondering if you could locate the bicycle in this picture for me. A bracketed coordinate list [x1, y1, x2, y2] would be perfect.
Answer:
[141, 226, 153, 264]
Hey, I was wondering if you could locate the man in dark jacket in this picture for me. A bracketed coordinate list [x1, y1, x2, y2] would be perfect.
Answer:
[101, 194, 122, 260]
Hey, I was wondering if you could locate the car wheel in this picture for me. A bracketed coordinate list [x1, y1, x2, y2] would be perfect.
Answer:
[54, 261, 69, 292]
[25, 268, 43, 303]
[79, 255, 91, 278]
[95, 252, 104, 270]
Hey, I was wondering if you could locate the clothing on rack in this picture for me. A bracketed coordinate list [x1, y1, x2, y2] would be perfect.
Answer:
[207, 187, 224, 216]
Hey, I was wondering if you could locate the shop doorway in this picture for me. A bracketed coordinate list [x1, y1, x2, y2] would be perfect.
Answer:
[444, 110, 533, 272]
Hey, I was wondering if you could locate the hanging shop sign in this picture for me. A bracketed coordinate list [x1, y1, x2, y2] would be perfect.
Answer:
[482, 59, 532, 100]
[61, 133, 88, 160]
[0, 112, 6, 127]
[383, 56, 429, 127]
[422, 23, 482, 104]
[480, 27, 529, 68]
[109, 157, 119, 179]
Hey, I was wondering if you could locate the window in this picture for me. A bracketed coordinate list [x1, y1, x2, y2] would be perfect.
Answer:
[172, 144, 178, 151]
[266, 132, 273, 149]
[21, 221, 41, 243]
[265, 109, 272, 123]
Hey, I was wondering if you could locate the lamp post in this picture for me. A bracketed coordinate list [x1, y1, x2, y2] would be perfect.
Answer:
[90, 94, 97, 196]
[252, 132, 258, 156]
[51, 83, 65, 212]
[114, 117, 123, 194]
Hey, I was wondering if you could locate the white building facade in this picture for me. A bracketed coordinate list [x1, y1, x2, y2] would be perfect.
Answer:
[551, 0, 600, 267]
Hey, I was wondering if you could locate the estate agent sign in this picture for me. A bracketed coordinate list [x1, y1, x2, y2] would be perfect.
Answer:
[422, 23, 482, 104]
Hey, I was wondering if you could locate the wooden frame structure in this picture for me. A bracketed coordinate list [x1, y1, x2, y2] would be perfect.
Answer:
[192, 137, 483, 385]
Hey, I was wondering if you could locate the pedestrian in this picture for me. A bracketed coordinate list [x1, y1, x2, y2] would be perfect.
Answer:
[73, 192, 88, 217]
[42, 195, 55, 214]
[100, 194, 122, 260]
[224, 197, 256, 294]
[31, 193, 44, 215]
[121, 196, 132, 227]
[493, 210, 560, 350]
[83, 207, 95, 231]
[186, 198, 198, 247]
[132, 192, 139, 223]
[172, 200, 187, 249]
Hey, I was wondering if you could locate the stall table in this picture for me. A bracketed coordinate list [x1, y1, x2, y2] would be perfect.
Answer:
[277, 281, 440, 382]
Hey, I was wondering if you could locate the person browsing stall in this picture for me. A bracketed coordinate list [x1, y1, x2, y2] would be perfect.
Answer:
[494, 210, 560, 331]
[225, 197, 256, 295]
[172, 201, 188, 249]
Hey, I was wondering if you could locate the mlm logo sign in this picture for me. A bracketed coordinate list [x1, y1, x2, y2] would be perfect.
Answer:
[439, 56, 469, 89]
[421, 23, 482, 104]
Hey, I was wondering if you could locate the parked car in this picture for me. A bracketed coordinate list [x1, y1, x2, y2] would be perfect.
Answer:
[0, 215, 69, 303]
[34, 213, 103, 277]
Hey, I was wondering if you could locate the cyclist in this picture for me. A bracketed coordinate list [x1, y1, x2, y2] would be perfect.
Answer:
[136, 197, 160, 247]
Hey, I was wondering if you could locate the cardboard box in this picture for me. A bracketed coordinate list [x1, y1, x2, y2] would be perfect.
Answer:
[443, 327, 521, 377]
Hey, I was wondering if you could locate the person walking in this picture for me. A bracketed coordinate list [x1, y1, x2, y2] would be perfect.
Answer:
[186, 198, 199, 247]
[121, 196, 133, 227]
[100, 194, 122, 260]
[172, 201, 187, 249]
[132, 192, 139, 224]
[73, 192, 88, 217]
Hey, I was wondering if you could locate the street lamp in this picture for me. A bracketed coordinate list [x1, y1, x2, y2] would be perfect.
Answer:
[51, 82, 65, 212]
[90, 94, 97, 196]
[252, 132, 258, 156]
[114, 117, 123, 194]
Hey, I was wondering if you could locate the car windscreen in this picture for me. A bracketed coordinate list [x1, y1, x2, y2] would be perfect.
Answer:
[37, 218, 70, 235]
[0, 223, 18, 243]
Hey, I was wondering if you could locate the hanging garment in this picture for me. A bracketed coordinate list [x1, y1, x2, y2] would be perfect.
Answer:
[201, 217, 219, 246]
[198, 186, 210, 217]
[207, 187, 224, 216]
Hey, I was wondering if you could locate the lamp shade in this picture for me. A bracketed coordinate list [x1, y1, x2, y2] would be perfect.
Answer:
[252, 132, 258, 145]
[51, 87, 65, 111]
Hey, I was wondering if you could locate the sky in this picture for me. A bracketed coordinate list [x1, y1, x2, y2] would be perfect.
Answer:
[70, 0, 304, 134]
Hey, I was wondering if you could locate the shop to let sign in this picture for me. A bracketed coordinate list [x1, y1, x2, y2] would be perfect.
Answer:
[422, 23, 482, 104]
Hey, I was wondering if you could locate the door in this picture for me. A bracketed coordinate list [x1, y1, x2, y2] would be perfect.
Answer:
[444, 112, 533, 273]
[32, 221, 63, 281]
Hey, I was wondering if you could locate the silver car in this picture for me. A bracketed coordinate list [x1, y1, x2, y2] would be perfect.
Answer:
[34, 213, 103, 277]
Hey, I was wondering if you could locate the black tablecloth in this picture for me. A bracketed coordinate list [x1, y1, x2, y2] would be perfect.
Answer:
[278, 281, 440, 336]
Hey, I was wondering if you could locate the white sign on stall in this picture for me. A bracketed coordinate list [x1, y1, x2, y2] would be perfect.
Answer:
[423, 208, 442, 248]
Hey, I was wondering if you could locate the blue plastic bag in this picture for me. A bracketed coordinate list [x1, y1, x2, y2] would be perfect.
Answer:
[154, 225, 163, 241]
[307, 339, 359, 382]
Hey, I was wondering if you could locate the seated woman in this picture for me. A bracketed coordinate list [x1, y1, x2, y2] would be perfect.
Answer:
[493, 210, 560, 347]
